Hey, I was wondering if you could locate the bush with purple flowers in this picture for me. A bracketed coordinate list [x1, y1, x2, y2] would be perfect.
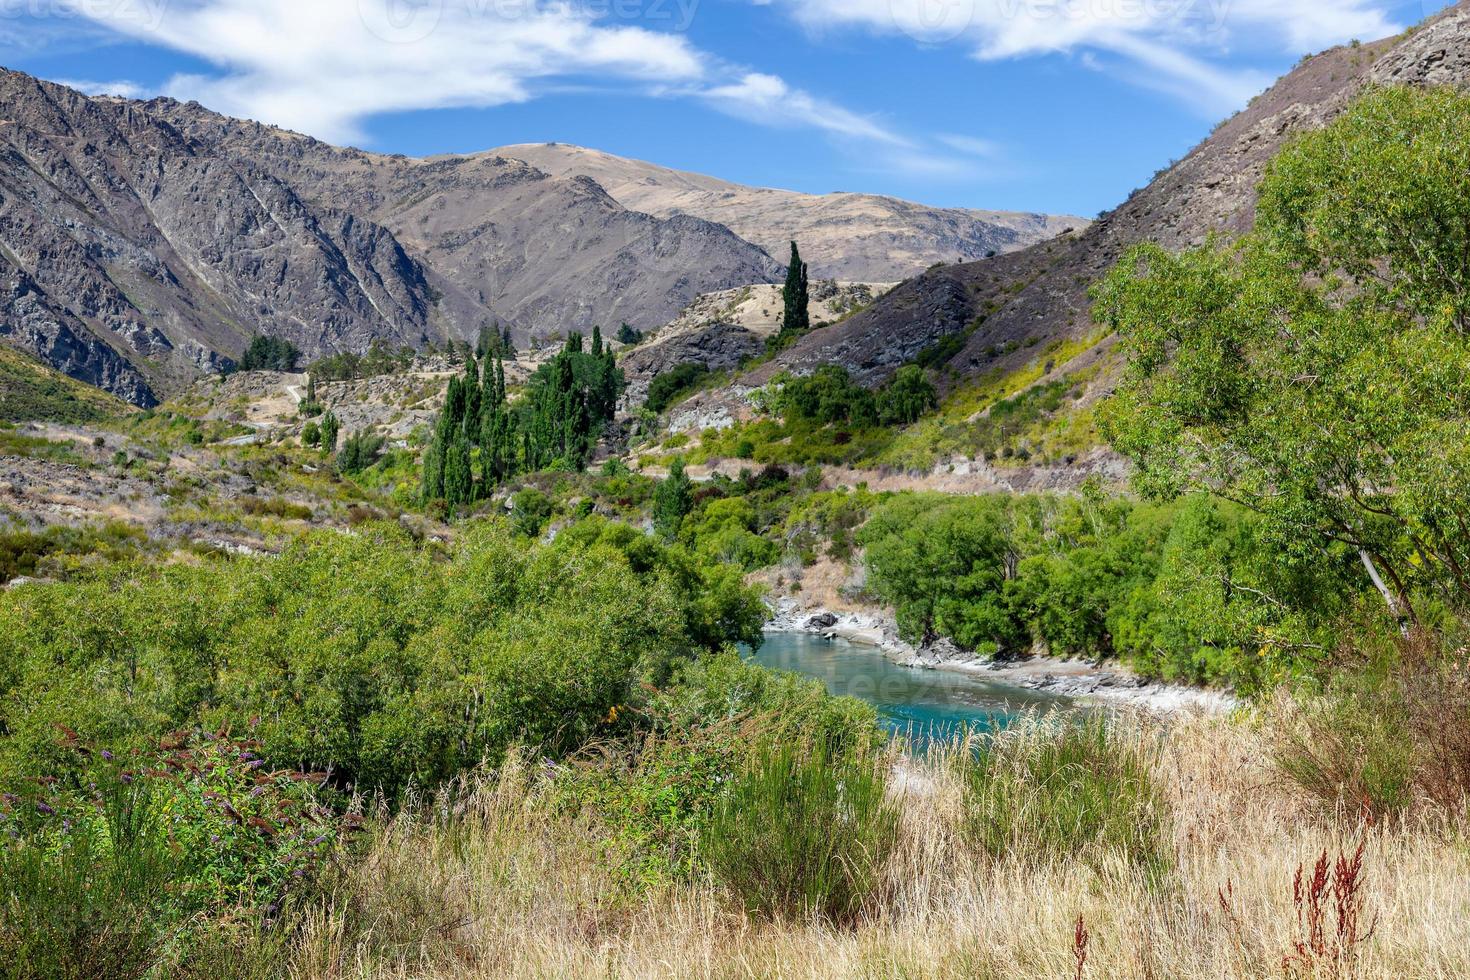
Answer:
[0, 727, 350, 977]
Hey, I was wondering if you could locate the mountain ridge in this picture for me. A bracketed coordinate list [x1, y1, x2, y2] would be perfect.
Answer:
[0, 73, 781, 404]
[493, 141, 1084, 282]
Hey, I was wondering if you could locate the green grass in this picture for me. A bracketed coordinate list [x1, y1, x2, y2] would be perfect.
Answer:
[699, 739, 898, 924]
[0, 429, 90, 465]
[875, 330, 1112, 469]
[956, 716, 1171, 880]
[0, 346, 128, 424]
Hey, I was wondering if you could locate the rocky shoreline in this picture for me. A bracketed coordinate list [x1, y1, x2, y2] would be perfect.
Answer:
[764, 599, 1237, 716]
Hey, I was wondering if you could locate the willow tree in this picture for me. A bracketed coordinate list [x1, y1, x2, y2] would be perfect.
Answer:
[1095, 87, 1470, 624]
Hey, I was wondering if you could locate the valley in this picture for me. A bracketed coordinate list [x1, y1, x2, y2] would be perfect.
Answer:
[3, 4, 1470, 978]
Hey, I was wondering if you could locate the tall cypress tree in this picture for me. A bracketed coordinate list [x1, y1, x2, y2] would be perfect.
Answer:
[779, 241, 810, 342]
[443, 428, 473, 506]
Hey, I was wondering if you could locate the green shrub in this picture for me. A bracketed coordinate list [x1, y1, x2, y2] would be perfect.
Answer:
[336, 430, 386, 474]
[510, 487, 554, 537]
[238, 336, 301, 372]
[0, 731, 343, 978]
[1271, 628, 1470, 818]
[0, 522, 764, 798]
[646, 363, 710, 414]
[958, 716, 1171, 879]
[699, 739, 897, 924]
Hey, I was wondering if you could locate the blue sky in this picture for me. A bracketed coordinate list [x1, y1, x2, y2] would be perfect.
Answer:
[0, 0, 1449, 217]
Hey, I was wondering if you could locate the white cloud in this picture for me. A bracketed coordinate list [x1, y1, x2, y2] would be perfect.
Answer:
[51, 78, 152, 100]
[703, 72, 908, 145]
[937, 134, 1002, 158]
[40, 0, 920, 158]
[764, 0, 1403, 113]
[55, 0, 709, 143]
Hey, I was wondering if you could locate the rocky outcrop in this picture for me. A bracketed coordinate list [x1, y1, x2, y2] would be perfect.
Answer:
[619, 323, 763, 407]
[618, 279, 895, 406]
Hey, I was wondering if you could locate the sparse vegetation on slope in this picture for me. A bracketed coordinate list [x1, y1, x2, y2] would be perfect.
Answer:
[0, 347, 128, 424]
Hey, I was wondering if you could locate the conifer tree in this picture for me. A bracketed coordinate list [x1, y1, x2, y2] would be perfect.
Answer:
[653, 457, 693, 538]
[319, 411, 341, 456]
[443, 428, 474, 506]
[463, 355, 482, 433]
[779, 242, 810, 342]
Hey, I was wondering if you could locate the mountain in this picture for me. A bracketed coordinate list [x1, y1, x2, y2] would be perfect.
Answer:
[147, 102, 784, 346]
[709, 5, 1470, 409]
[494, 142, 1083, 281]
[0, 70, 782, 405]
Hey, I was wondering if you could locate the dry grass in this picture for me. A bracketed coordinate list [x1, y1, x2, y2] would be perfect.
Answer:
[281, 719, 1470, 980]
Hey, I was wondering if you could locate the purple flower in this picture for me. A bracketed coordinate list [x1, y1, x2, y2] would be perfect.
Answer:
[309, 834, 328, 846]
[101, 750, 114, 761]
[210, 834, 220, 843]
[247, 759, 265, 769]
[35, 802, 55, 816]
[2, 793, 17, 804]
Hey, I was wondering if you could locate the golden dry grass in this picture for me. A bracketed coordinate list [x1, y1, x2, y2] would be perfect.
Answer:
[282, 718, 1470, 980]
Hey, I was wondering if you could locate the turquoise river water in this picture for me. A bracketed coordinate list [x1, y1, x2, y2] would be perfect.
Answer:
[745, 632, 1070, 745]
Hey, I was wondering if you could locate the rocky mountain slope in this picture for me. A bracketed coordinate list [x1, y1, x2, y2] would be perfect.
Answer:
[495, 142, 1082, 281]
[149, 103, 783, 344]
[714, 5, 1470, 407]
[0, 71, 782, 405]
[619, 280, 894, 404]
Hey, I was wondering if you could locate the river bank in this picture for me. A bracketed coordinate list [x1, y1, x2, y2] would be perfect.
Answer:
[763, 598, 1238, 716]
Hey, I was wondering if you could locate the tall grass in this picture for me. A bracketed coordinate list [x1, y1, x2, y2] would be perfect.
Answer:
[267, 715, 1470, 979]
[0, 779, 171, 979]
[0, 731, 344, 979]
[1270, 627, 1470, 817]
[955, 715, 1172, 879]
[698, 739, 899, 925]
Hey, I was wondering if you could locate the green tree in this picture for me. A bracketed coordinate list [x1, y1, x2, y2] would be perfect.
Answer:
[646, 363, 711, 414]
[653, 457, 693, 538]
[778, 365, 877, 427]
[770, 242, 810, 353]
[337, 430, 386, 474]
[301, 419, 321, 447]
[442, 428, 474, 507]
[239, 335, 301, 372]
[879, 365, 938, 425]
[318, 411, 340, 456]
[859, 495, 1024, 651]
[1095, 87, 1470, 624]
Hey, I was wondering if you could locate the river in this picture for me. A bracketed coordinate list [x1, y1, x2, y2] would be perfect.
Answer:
[746, 632, 1071, 746]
